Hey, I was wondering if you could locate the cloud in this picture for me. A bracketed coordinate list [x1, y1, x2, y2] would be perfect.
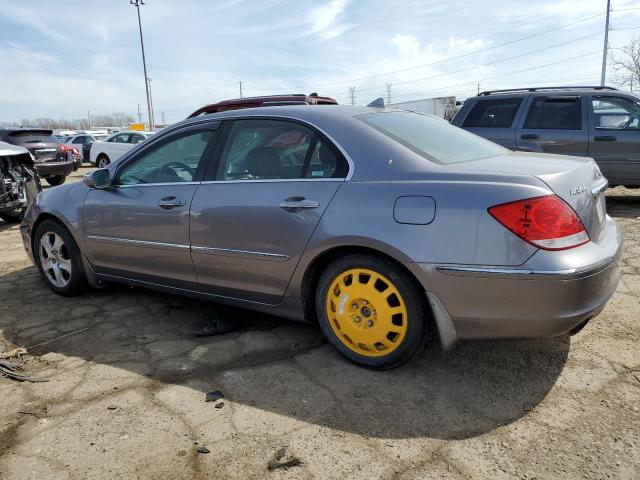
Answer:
[307, 0, 353, 38]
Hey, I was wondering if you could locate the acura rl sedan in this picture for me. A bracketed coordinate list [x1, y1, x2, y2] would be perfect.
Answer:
[19, 106, 622, 369]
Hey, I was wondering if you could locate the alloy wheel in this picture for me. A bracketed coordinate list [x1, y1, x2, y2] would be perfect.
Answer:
[39, 231, 72, 288]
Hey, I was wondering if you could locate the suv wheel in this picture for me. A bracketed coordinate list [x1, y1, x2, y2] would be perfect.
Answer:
[46, 175, 66, 187]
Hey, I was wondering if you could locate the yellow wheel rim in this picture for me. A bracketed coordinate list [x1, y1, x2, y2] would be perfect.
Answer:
[325, 268, 408, 357]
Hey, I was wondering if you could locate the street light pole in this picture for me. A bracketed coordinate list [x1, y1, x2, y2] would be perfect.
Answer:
[600, 0, 611, 86]
[131, 0, 153, 130]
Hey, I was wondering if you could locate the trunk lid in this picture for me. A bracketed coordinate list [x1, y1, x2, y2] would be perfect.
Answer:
[453, 152, 608, 242]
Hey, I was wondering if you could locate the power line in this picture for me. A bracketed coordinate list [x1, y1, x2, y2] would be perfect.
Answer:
[291, 12, 606, 90]
[354, 31, 604, 95]
[388, 50, 602, 100]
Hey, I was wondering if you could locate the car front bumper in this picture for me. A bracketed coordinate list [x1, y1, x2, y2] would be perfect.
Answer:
[408, 216, 623, 341]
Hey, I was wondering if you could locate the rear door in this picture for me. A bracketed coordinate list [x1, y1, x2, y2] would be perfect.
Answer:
[458, 96, 523, 149]
[190, 118, 349, 304]
[587, 94, 640, 186]
[515, 95, 589, 156]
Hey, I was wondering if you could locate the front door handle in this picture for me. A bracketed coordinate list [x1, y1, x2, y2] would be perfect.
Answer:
[520, 134, 540, 140]
[594, 135, 617, 142]
[279, 196, 320, 212]
[157, 196, 186, 210]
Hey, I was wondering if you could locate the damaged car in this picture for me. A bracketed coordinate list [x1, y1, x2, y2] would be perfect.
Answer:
[0, 142, 40, 224]
[19, 106, 622, 369]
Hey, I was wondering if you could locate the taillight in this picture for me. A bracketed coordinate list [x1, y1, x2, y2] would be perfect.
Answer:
[58, 144, 72, 153]
[488, 194, 589, 251]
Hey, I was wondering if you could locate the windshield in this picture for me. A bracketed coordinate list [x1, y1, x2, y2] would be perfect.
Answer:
[358, 111, 506, 164]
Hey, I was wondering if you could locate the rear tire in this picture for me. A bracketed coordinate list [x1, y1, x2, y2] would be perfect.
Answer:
[97, 155, 110, 168]
[33, 219, 87, 297]
[46, 175, 66, 187]
[315, 253, 428, 370]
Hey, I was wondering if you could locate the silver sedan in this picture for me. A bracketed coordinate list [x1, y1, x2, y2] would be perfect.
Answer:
[20, 106, 622, 369]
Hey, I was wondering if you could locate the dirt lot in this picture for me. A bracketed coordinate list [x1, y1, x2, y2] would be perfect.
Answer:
[0, 167, 638, 479]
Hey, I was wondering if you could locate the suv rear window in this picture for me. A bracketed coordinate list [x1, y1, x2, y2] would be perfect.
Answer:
[8, 130, 58, 144]
[523, 96, 582, 130]
[462, 98, 522, 128]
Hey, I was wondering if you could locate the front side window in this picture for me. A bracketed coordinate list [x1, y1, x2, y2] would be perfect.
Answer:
[72, 136, 84, 144]
[524, 96, 582, 130]
[462, 98, 522, 128]
[117, 130, 215, 185]
[359, 111, 506, 165]
[216, 119, 347, 180]
[592, 96, 640, 130]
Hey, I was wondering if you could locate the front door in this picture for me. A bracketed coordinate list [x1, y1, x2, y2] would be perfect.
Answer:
[588, 94, 640, 186]
[190, 118, 350, 304]
[83, 125, 219, 284]
[515, 94, 589, 156]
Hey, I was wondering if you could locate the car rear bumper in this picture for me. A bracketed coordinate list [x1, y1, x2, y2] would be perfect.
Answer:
[408, 216, 623, 341]
[34, 160, 75, 177]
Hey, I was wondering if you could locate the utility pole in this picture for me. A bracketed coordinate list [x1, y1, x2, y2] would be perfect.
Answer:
[386, 83, 392, 106]
[147, 77, 155, 130]
[477, 82, 480, 95]
[87, 110, 91, 128]
[600, 0, 611, 86]
[131, 0, 153, 130]
[137, 104, 142, 123]
[162, 112, 166, 125]
[239, 81, 244, 99]
[349, 86, 356, 105]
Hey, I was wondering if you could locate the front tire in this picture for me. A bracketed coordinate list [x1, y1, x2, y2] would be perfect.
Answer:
[33, 219, 87, 296]
[315, 254, 428, 369]
[46, 175, 66, 186]
[97, 155, 110, 168]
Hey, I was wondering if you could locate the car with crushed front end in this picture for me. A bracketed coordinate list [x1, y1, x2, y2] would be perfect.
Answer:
[0, 128, 76, 186]
[0, 142, 40, 224]
[19, 105, 622, 369]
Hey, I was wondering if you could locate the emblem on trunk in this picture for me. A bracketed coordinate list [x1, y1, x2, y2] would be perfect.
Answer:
[570, 186, 586, 195]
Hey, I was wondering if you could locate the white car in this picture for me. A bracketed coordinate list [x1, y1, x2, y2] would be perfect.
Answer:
[65, 134, 96, 162]
[89, 131, 153, 168]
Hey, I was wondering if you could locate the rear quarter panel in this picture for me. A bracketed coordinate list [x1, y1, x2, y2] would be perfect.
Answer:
[285, 178, 548, 299]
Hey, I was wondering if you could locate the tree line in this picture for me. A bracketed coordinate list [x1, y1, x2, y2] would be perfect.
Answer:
[1, 112, 136, 130]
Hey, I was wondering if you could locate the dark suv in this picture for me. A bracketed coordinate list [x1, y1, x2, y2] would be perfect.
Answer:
[451, 86, 640, 188]
[0, 128, 76, 186]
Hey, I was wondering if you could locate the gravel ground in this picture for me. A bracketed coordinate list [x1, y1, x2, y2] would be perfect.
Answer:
[0, 167, 638, 479]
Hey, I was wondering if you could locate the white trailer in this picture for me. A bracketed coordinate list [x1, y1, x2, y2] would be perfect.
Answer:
[388, 96, 457, 120]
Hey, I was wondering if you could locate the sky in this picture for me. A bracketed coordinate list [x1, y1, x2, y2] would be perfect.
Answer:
[1, 0, 639, 124]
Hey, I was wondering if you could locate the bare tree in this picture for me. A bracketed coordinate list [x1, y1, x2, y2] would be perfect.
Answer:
[612, 37, 640, 91]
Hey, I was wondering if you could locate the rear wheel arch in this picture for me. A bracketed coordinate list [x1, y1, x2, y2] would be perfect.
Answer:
[301, 245, 433, 326]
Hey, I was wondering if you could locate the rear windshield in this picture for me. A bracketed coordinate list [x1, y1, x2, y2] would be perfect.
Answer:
[358, 111, 506, 164]
[8, 131, 58, 144]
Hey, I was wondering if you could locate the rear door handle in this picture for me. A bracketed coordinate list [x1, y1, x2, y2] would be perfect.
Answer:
[520, 134, 540, 140]
[279, 197, 320, 212]
[157, 196, 186, 210]
[594, 135, 617, 142]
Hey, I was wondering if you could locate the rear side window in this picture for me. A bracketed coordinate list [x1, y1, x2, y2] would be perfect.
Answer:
[216, 119, 347, 180]
[524, 96, 582, 130]
[462, 98, 522, 128]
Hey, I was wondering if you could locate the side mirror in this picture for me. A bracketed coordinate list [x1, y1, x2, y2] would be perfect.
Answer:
[83, 169, 110, 189]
